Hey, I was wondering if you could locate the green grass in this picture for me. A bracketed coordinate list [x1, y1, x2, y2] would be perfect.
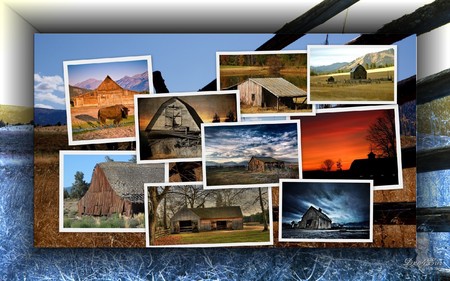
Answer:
[63, 212, 144, 228]
[72, 115, 135, 132]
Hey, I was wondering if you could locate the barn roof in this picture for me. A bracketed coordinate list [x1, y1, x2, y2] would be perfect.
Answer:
[98, 161, 164, 203]
[96, 75, 124, 91]
[145, 97, 203, 132]
[350, 64, 366, 73]
[251, 156, 284, 163]
[247, 77, 307, 98]
[189, 206, 243, 219]
[305, 206, 332, 223]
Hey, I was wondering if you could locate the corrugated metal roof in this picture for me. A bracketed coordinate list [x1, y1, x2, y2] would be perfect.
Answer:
[248, 77, 307, 98]
[98, 162, 164, 203]
[189, 206, 243, 219]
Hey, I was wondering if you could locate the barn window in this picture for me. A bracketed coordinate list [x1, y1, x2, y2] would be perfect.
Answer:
[251, 94, 255, 101]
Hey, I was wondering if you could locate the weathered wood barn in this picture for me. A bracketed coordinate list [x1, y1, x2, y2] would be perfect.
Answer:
[350, 64, 367, 79]
[237, 77, 307, 110]
[299, 206, 332, 230]
[145, 97, 203, 134]
[71, 75, 140, 107]
[77, 161, 164, 217]
[350, 151, 397, 180]
[170, 206, 244, 233]
[248, 156, 285, 172]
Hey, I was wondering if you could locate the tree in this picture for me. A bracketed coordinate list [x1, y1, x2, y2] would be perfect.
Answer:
[267, 55, 283, 75]
[258, 188, 268, 232]
[148, 186, 171, 245]
[336, 158, 343, 171]
[105, 156, 114, 162]
[321, 159, 335, 172]
[128, 155, 137, 163]
[212, 113, 220, 123]
[70, 171, 89, 199]
[63, 189, 70, 199]
[225, 110, 235, 122]
[366, 110, 396, 158]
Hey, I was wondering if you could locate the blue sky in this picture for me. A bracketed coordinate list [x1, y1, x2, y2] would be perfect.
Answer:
[204, 122, 299, 164]
[282, 181, 371, 225]
[34, 34, 416, 109]
[62, 154, 135, 187]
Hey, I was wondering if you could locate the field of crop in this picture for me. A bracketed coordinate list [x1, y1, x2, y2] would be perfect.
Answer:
[206, 166, 299, 186]
[309, 67, 395, 102]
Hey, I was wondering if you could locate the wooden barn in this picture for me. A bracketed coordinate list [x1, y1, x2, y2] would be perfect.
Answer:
[248, 156, 285, 172]
[237, 77, 307, 110]
[350, 151, 397, 180]
[77, 161, 164, 217]
[350, 64, 367, 79]
[170, 206, 244, 233]
[71, 75, 140, 107]
[298, 206, 332, 230]
[145, 97, 203, 134]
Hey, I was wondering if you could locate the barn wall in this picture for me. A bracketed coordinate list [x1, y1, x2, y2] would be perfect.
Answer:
[73, 89, 137, 108]
[199, 218, 243, 231]
[238, 80, 262, 107]
[248, 158, 264, 172]
[263, 89, 278, 108]
[170, 208, 200, 233]
[150, 100, 200, 132]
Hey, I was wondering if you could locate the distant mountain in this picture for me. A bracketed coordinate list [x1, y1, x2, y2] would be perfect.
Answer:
[0, 104, 33, 125]
[34, 108, 67, 126]
[74, 78, 101, 90]
[312, 48, 395, 74]
[72, 71, 149, 92]
[206, 160, 247, 167]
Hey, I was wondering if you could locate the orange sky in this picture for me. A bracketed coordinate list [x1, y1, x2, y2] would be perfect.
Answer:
[295, 109, 389, 171]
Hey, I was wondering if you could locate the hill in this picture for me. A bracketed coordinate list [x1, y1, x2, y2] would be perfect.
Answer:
[0, 104, 33, 125]
[34, 107, 67, 126]
[69, 85, 91, 98]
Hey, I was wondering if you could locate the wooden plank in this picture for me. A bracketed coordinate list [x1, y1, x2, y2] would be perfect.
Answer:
[373, 202, 416, 225]
[397, 75, 416, 105]
[417, 68, 450, 105]
[417, 147, 450, 173]
[417, 207, 450, 232]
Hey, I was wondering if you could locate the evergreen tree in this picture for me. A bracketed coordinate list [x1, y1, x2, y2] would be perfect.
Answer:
[70, 171, 89, 199]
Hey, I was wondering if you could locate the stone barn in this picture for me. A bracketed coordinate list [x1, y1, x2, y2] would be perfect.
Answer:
[145, 97, 203, 134]
[350, 64, 367, 80]
[170, 206, 244, 233]
[77, 161, 164, 217]
[298, 206, 332, 230]
[248, 156, 285, 172]
[71, 75, 140, 107]
[237, 77, 307, 110]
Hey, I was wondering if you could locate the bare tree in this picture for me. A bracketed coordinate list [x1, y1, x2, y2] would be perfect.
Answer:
[336, 158, 343, 171]
[366, 110, 397, 158]
[257, 188, 268, 232]
[321, 159, 335, 172]
[148, 186, 171, 245]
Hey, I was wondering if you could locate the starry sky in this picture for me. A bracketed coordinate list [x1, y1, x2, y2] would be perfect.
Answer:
[203, 122, 299, 165]
[281, 181, 371, 225]
[293, 108, 395, 171]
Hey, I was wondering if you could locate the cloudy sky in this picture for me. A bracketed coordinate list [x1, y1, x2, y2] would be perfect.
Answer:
[309, 45, 394, 66]
[31, 34, 415, 110]
[281, 181, 371, 225]
[203, 122, 299, 164]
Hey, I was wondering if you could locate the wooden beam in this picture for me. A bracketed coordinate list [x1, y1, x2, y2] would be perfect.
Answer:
[417, 68, 450, 105]
[417, 207, 450, 232]
[373, 202, 416, 225]
[417, 146, 450, 173]
[397, 75, 416, 105]
[257, 0, 359, 51]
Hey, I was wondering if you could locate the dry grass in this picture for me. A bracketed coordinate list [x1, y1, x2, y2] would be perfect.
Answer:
[240, 103, 313, 114]
[206, 166, 299, 186]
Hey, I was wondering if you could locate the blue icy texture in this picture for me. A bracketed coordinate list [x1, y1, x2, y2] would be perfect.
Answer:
[0, 126, 448, 280]
[417, 170, 450, 208]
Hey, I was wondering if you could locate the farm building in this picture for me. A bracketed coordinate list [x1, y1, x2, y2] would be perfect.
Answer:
[77, 161, 164, 217]
[170, 206, 244, 233]
[327, 76, 335, 83]
[145, 97, 203, 134]
[350, 151, 397, 180]
[70, 75, 140, 107]
[248, 156, 285, 172]
[298, 206, 332, 230]
[350, 64, 367, 80]
[237, 77, 307, 110]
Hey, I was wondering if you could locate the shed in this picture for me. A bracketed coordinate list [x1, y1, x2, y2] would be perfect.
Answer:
[71, 75, 140, 107]
[77, 161, 164, 217]
[298, 206, 332, 229]
[248, 156, 285, 172]
[237, 77, 307, 110]
[145, 97, 203, 134]
[350, 64, 367, 80]
[170, 206, 244, 233]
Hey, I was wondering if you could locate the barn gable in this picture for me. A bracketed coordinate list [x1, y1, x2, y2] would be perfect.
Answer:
[96, 75, 123, 91]
[299, 206, 332, 230]
[145, 97, 203, 133]
[350, 64, 367, 79]
[78, 161, 164, 217]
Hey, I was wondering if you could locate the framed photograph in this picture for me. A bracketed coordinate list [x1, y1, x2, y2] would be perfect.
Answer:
[167, 161, 203, 184]
[217, 51, 315, 117]
[59, 150, 164, 232]
[202, 120, 301, 189]
[144, 183, 273, 247]
[293, 105, 403, 190]
[63, 55, 153, 145]
[307, 45, 397, 104]
[279, 179, 373, 243]
[135, 91, 240, 163]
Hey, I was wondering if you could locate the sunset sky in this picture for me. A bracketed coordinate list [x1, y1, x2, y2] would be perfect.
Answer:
[137, 93, 238, 130]
[203, 122, 299, 165]
[295, 108, 393, 171]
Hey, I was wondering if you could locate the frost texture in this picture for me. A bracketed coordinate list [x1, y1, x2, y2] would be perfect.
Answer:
[0, 126, 448, 280]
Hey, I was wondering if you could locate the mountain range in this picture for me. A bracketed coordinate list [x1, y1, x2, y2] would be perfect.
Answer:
[34, 108, 67, 126]
[311, 48, 395, 74]
[73, 71, 149, 92]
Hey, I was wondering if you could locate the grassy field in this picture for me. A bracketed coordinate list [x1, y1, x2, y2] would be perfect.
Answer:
[154, 225, 270, 245]
[206, 166, 299, 186]
[220, 65, 306, 76]
[310, 67, 395, 102]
